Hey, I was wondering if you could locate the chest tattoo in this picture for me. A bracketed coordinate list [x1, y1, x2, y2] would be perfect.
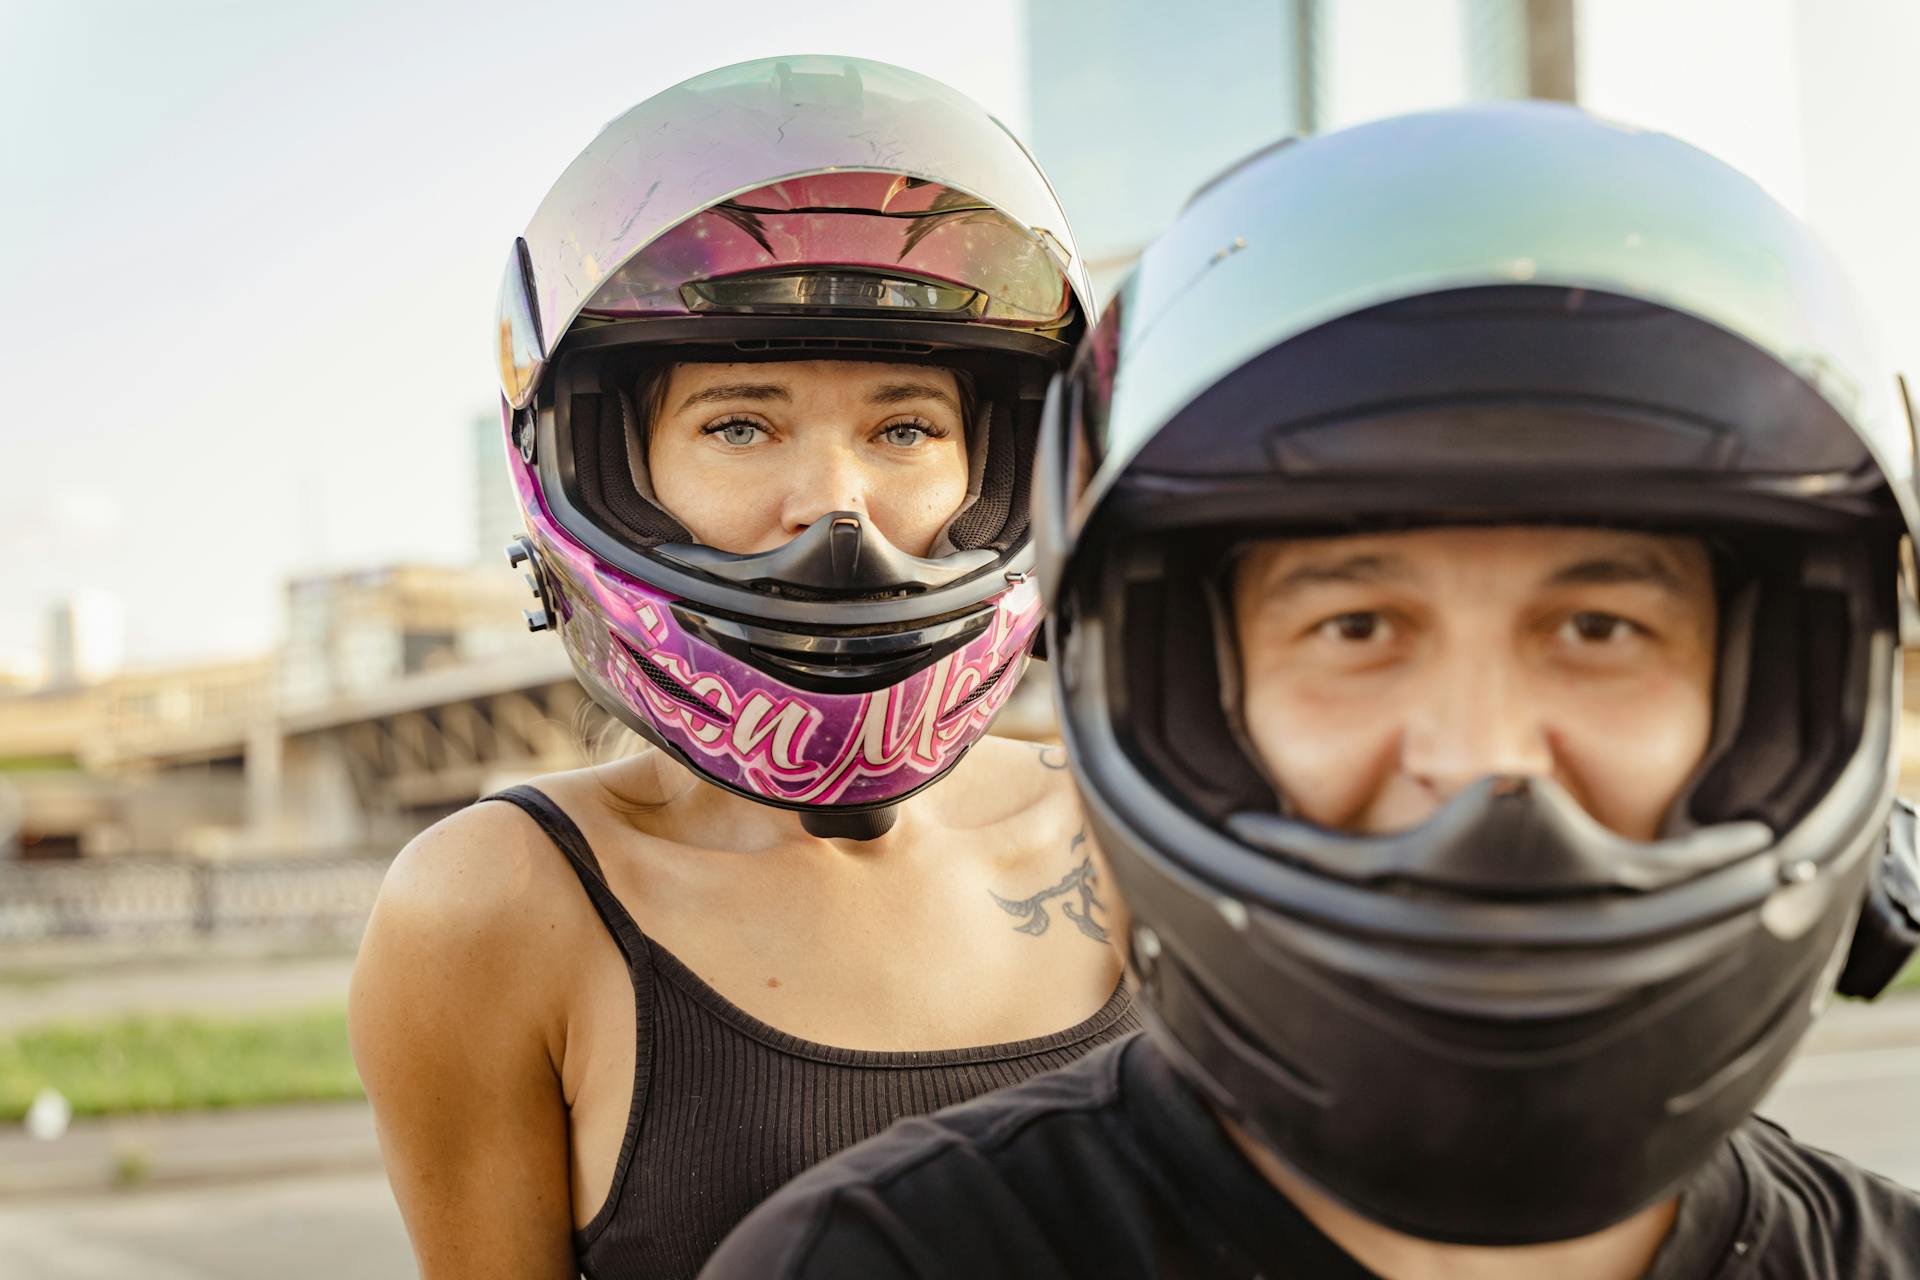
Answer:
[990, 829, 1110, 944]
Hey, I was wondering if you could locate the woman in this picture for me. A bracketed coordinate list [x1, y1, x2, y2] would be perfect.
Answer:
[349, 56, 1134, 1280]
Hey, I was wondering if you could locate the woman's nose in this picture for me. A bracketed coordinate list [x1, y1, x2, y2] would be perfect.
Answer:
[1398, 647, 1554, 804]
[779, 442, 868, 536]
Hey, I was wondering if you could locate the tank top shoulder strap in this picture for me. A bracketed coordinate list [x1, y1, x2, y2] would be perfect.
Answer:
[483, 784, 650, 973]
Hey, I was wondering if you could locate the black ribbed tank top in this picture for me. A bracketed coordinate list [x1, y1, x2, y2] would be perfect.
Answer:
[486, 786, 1139, 1280]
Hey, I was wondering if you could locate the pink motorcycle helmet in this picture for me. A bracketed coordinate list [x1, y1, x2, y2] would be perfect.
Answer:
[494, 56, 1095, 839]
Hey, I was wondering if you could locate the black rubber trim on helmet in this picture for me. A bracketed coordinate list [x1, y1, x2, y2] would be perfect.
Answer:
[655, 511, 997, 593]
[559, 313, 1075, 366]
[670, 599, 997, 696]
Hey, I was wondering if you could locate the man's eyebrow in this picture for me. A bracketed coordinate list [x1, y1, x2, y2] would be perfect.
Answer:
[1263, 553, 1410, 595]
[676, 382, 791, 413]
[868, 381, 959, 411]
[1543, 553, 1688, 594]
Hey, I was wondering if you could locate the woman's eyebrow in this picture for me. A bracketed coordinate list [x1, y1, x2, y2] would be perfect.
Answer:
[676, 382, 790, 412]
[869, 381, 959, 410]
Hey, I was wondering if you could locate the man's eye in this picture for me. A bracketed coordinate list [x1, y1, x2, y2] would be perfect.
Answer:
[1565, 611, 1636, 643]
[1318, 612, 1385, 642]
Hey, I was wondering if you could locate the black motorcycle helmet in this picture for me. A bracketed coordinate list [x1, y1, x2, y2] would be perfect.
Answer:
[1036, 103, 1920, 1245]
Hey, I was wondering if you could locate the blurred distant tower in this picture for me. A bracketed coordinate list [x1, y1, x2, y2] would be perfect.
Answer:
[45, 605, 74, 690]
[44, 591, 123, 690]
[1026, 0, 1578, 293]
[473, 412, 523, 565]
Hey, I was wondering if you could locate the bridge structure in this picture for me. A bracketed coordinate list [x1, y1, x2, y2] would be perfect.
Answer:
[79, 647, 610, 858]
[114, 641, 1060, 858]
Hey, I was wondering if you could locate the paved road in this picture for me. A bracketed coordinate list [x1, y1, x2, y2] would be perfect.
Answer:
[3, 1023, 1916, 1280]
[0, 1169, 413, 1280]
[0, 947, 357, 1032]
[1761, 1042, 1920, 1188]
[1, 951, 1912, 1279]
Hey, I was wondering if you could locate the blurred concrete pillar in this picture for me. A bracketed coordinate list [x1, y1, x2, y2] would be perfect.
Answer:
[1287, 0, 1324, 135]
[1463, 0, 1578, 103]
[1525, 0, 1578, 101]
[1026, 0, 1320, 278]
[244, 717, 283, 849]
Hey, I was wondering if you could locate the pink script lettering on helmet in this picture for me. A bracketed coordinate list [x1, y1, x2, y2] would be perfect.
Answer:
[612, 584, 1040, 807]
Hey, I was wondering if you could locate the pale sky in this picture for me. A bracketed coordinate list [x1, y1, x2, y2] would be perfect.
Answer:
[0, 0, 1027, 671]
[3, 0, 1915, 674]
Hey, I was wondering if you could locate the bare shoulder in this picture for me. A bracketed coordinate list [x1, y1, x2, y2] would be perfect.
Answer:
[350, 798, 583, 1278]
[353, 793, 607, 1047]
[370, 796, 582, 952]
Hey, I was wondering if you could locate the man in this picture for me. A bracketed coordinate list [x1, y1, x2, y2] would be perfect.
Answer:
[702, 104, 1920, 1279]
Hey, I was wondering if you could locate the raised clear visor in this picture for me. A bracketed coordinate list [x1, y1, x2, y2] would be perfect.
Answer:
[496, 239, 543, 410]
[579, 173, 1071, 327]
[1092, 103, 1905, 520]
[510, 55, 1091, 405]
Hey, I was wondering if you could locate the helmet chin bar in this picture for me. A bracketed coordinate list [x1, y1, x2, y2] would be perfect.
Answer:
[1050, 508, 1901, 1245]
[655, 512, 996, 594]
[1226, 777, 1774, 898]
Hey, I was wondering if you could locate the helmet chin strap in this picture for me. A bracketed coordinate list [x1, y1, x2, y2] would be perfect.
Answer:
[801, 805, 900, 841]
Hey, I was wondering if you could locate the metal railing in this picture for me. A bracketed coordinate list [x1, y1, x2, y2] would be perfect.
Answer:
[0, 855, 391, 946]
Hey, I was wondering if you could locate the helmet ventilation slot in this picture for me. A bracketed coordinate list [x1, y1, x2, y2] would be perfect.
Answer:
[618, 639, 733, 726]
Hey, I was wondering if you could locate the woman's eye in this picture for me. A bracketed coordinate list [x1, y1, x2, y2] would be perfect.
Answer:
[704, 420, 765, 447]
[881, 422, 933, 448]
[1563, 611, 1637, 643]
[1317, 612, 1387, 643]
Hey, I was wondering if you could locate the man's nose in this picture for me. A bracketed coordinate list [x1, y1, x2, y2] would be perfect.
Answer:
[1398, 646, 1554, 804]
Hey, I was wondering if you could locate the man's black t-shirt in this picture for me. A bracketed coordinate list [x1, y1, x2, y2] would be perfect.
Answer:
[702, 1031, 1920, 1279]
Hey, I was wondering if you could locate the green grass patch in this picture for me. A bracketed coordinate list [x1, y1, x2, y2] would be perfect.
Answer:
[0, 753, 80, 772]
[1892, 953, 1920, 995]
[0, 1006, 362, 1121]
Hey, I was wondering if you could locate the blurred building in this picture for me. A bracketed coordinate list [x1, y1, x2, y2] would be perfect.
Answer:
[1026, 0, 1575, 296]
[473, 412, 525, 566]
[99, 658, 273, 762]
[0, 656, 272, 860]
[278, 564, 538, 709]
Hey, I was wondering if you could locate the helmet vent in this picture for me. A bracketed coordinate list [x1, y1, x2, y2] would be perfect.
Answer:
[731, 336, 936, 355]
[618, 639, 734, 726]
[937, 654, 1016, 725]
